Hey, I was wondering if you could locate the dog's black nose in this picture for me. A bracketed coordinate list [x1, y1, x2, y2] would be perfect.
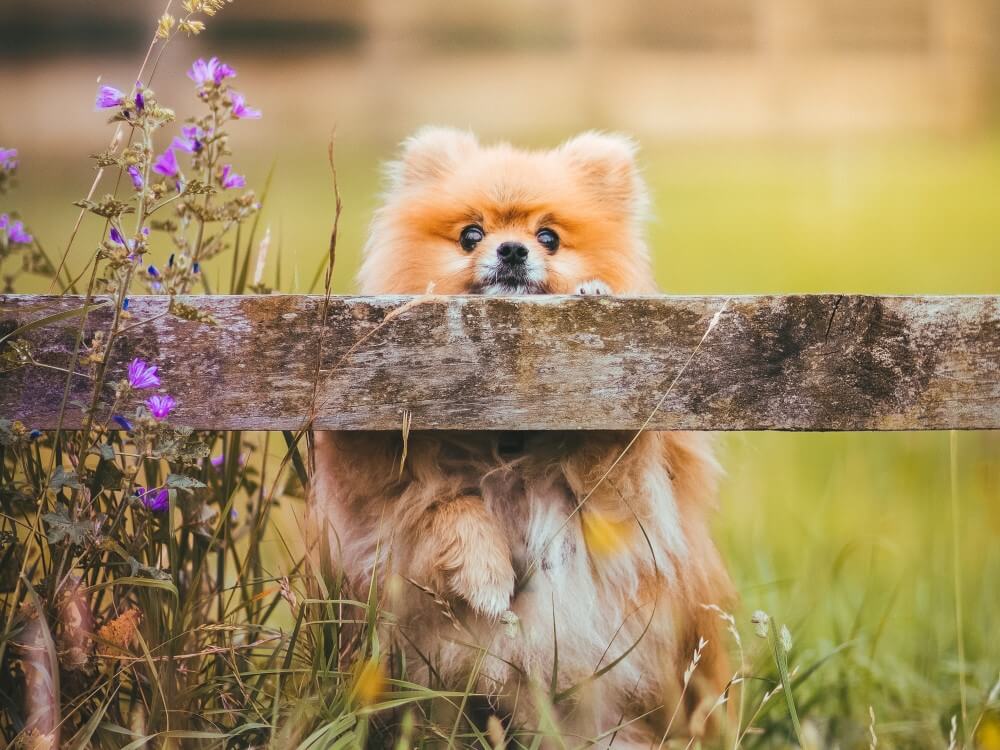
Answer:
[497, 242, 528, 264]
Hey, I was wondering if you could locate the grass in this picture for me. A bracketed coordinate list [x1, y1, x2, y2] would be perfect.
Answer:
[3, 122, 1000, 746]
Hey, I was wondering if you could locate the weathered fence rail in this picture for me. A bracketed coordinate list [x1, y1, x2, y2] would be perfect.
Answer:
[1, 293, 998, 431]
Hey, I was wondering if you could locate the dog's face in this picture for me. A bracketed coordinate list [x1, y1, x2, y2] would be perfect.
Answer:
[359, 128, 654, 295]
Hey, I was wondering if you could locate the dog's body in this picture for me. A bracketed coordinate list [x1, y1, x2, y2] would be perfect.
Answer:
[312, 129, 733, 743]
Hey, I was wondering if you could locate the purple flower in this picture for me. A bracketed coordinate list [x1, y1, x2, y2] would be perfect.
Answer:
[127, 358, 160, 389]
[146, 394, 176, 421]
[229, 92, 261, 120]
[0, 148, 17, 170]
[135, 82, 145, 112]
[112, 415, 133, 431]
[188, 57, 236, 87]
[219, 164, 246, 190]
[127, 165, 144, 190]
[110, 227, 126, 246]
[1, 215, 32, 245]
[96, 85, 125, 109]
[172, 124, 205, 154]
[122, 298, 130, 311]
[151, 148, 179, 178]
[210, 454, 226, 468]
[147, 264, 159, 277]
[137, 487, 169, 512]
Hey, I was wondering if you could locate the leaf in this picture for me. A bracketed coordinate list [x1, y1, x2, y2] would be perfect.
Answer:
[42, 504, 91, 545]
[767, 619, 806, 747]
[166, 473, 207, 492]
[50, 466, 83, 491]
[156, 428, 210, 464]
[169, 299, 217, 326]
[72, 195, 134, 219]
[126, 555, 172, 582]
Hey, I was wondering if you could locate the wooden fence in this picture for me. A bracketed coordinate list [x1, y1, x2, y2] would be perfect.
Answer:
[1, 293, 998, 432]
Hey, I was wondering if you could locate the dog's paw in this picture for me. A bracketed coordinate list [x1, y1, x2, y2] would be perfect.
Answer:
[576, 279, 613, 295]
[448, 553, 516, 620]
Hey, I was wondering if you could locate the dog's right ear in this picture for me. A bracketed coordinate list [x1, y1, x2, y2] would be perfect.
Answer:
[388, 126, 479, 189]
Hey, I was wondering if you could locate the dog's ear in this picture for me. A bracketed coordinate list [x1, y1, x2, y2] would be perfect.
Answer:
[389, 126, 479, 189]
[559, 132, 646, 212]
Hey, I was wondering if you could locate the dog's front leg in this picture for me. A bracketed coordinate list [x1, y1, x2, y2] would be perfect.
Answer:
[411, 496, 515, 620]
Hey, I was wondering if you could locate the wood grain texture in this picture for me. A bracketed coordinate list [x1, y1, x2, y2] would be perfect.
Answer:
[1, 294, 998, 431]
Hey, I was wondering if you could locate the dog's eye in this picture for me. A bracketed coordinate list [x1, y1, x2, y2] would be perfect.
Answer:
[536, 228, 559, 252]
[459, 225, 484, 251]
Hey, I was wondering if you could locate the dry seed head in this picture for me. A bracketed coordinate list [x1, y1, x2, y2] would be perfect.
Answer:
[682, 637, 708, 686]
[179, 19, 206, 36]
[156, 13, 176, 39]
[751, 610, 770, 638]
[701, 603, 742, 649]
[779, 624, 793, 652]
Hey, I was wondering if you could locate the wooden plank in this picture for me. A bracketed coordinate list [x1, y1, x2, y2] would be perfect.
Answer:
[1, 294, 998, 431]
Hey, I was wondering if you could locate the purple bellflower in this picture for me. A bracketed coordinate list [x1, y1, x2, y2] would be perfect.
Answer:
[219, 164, 246, 189]
[96, 85, 125, 109]
[230, 92, 261, 120]
[127, 358, 160, 389]
[146, 394, 177, 421]
[152, 148, 180, 178]
[188, 57, 236, 87]
[127, 165, 144, 190]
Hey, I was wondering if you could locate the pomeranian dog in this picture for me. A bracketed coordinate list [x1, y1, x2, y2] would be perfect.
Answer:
[312, 128, 734, 744]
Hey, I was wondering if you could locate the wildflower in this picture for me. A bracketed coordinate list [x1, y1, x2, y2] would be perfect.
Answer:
[210, 452, 247, 470]
[147, 264, 160, 278]
[28, 429, 42, 441]
[112, 415, 133, 432]
[127, 165, 143, 190]
[122, 298, 130, 311]
[146, 394, 176, 421]
[134, 83, 145, 112]
[96, 85, 125, 109]
[142, 488, 170, 512]
[192, 261, 201, 274]
[581, 510, 633, 557]
[219, 164, 246, 189]
[353, 659, 385, 706]
[229, 92, 261, 120]
[188, 56, 236, 87]
[172, 124, 204, 153]
[97, 607, 142, 654]
[109, 227, 128, 246]
[0, 147, 17, 170]
[151, 148, 179, 178]
[0, 215, 32, 245]
[127, 358, 160, 389]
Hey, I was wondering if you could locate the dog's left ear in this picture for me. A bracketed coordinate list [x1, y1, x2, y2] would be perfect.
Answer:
[390, 126, 479, 189]
[559, 132, 646, 211]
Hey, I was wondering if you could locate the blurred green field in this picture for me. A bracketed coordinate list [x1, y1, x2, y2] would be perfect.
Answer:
[4, 129, 1000, 745]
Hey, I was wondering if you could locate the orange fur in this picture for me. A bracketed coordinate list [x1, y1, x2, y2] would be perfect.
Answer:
[312, 129, 734, 744]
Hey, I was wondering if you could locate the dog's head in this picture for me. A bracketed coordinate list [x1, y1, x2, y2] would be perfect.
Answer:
[358, 128, 653, 295]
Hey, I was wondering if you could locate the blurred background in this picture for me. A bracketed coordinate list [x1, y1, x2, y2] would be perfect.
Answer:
[2, 1, 999, 741]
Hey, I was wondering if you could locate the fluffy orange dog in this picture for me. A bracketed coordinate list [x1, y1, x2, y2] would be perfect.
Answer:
[313, 128, 733, 743]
